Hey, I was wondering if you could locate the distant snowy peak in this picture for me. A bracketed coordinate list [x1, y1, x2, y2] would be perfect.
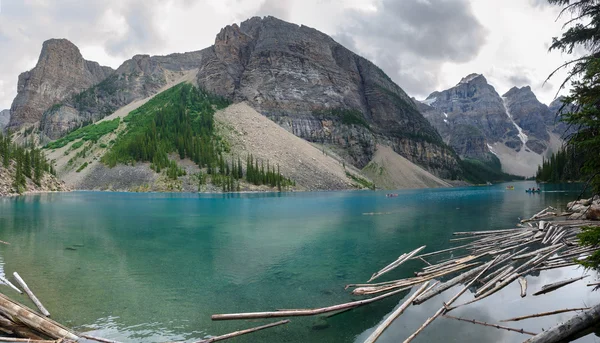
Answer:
[421, 97, 437, 106]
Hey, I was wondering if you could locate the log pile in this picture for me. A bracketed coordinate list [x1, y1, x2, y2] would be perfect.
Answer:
[210, 202, 600, 343]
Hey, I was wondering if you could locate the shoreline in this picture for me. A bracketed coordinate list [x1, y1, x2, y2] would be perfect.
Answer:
[0, 179, 555, 198]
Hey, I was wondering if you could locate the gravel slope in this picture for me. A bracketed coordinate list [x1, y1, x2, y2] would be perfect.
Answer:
[215, 102, 359, 191]
[362, 145, 451, 189]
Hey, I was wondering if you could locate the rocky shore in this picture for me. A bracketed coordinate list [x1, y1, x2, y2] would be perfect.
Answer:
[0, 163, 69, 197]
[566, 196, 600, 220]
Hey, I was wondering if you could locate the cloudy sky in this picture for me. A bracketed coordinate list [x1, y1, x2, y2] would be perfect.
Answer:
[0, 0, 579, 110]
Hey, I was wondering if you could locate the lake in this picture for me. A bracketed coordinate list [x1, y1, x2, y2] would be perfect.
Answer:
[0, 181, 598, 342]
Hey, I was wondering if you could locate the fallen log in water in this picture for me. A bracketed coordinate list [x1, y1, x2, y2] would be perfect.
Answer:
[524, 303, 600, 343]
[532, 275, 588, 296]
[403, 260, 496, 343]
[0, 312, 46, 340]
[363, 281, 431, 343]
[452, 228, 524, 236]
[443, 314, 537, 335]
[352, 263, 480, 295]
[0, 275, 22, 294]
[81, 335, 123, 343]
[0, 292, 77, 340]
[13, 272, 50, 317]
[475, 266, 515, 298]
[212, 285, 413, 321]
[402, 307, 444, 343]
[194, 320, 290, 343]
[368, 246, 425, 282]
[500, 307, 591, 322]
[413, 263, 487, 305]
[0, 338, 57, 343]
[518, 277, 527, 297]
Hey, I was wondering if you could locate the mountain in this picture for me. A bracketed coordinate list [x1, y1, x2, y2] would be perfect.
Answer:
[198, 17, 458, 177]
[0, 110, 9, 132]
[8, 16, 460, 182]
[420, 74, 564, 176]
[7, 39, 113, 132]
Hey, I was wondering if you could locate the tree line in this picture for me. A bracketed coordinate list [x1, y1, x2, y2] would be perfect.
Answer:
[0, 132, 55, 193]
[536, 147, 583, 183]
[101, 82, 294, 191]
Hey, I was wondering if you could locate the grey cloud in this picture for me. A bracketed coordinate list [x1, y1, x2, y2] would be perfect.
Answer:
[254, 0, 292, 20]
[508, 74, 533, 87]
[0, 0, 173, 109]
[339, 0, 487, 97]
[105, 1, 167, 57]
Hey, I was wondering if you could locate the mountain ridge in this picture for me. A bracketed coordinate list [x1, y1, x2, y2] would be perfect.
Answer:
[7, 16, 462, 184]
[420, 73, 567, 176]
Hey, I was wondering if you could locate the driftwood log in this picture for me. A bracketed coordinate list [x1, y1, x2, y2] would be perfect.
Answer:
[212, 285, 412, 320]
[500, 307, 591, 322]
[524, 303, 600, 343]
[0, 292, 77, 340]
[13, 272, 50, 317]
[363, 281, 430, 343]
[443, 315, 537, 335]
[195, 320, 289, 343]
[532, 276, 588, 296]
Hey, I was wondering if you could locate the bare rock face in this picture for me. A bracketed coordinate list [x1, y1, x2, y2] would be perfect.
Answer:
[0, 110, 10, 132]
[196, 16, 459, 177]
[503, 86, 550, 154]
[424, 74, 519, 148]
[422, 74, 566, 170]
[8, 39, 113, 130]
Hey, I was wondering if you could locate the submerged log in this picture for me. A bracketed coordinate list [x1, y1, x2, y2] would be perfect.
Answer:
[13, 272, 50, 317]
[524, 303, 600, 343]
[195, 320, 289, 343]
[212, 285, 413, 320]
[0, 292, 77, 340]
[501, 307, 591, 322]
[533, 275, 588, 296]
[443, 314, 537, 336]
[80, 335, 123, 343]
[363, 281, 431, 343]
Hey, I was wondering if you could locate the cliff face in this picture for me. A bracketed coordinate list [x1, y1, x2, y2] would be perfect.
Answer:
[421, 74, 569, 176]
[502, 86, 550, 154]
[195, 17, 459, 177]
[0, 110, 9, 132]
[7, 39, 113, 130]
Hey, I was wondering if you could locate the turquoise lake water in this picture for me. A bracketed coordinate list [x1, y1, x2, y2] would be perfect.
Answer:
[0, 181, 598, 342]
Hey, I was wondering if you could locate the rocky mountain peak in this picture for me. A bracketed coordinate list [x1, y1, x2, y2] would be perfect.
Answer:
[458, 73, 486, 85]
[7, 38, 114, 130]
[503, 85, 535, 100]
